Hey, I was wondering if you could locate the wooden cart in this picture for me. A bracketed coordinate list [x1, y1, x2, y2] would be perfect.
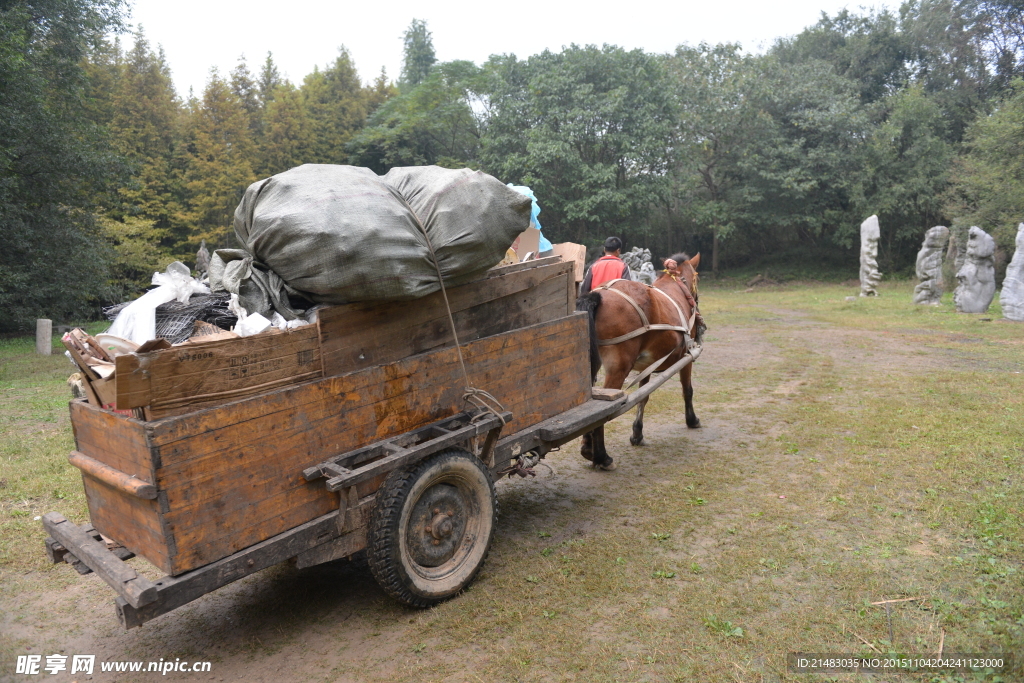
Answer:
[41, 257, 700, 629]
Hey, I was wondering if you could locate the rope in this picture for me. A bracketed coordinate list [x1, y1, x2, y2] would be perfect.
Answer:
[394, 190, 507, 425]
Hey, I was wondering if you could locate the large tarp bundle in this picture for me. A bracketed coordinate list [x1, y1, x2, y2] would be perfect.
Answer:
[218, 164, 531, 317]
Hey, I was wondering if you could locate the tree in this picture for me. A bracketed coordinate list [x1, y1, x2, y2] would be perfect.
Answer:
[258, 52, 282, 107]
[302, 48, 370, 163]
[774, 9, 910, 104]
[944, 78, 1024, 261]
[107, 30, 184, 238]
[347, 61, 480, 172]
[901, 0, 994, 141]
[180, 70, 257, 250]
[479, 45, 676, 246]
[667, 43, 769, 274]
[0, 0, 128, 330]
[400, 19, 436, 90]
[858, 84, 954, 269]
[738, 57, 868, 257]
[257, 81, 313, 176]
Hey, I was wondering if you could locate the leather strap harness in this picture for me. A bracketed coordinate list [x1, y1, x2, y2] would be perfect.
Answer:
[593, 278, 701, 389]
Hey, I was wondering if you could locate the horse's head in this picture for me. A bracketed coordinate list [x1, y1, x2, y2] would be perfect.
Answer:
[661, 252, 700, 301]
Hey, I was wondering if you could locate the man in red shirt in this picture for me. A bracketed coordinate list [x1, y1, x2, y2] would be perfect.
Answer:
[581, 237, 632, 293]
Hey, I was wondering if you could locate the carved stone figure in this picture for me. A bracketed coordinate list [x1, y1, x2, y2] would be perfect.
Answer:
[859, 215, 882, 296]
[954, 226, 996, 313]
[913, 226, 949, 304]
[638, 261, 656, 285]
[999, 223, 1024, 321]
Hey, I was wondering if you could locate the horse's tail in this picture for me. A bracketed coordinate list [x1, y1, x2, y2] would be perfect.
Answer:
[575, 291, 602, 383]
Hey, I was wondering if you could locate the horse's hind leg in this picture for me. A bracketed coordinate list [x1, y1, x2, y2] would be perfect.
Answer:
[630, 376, 650, 446]
[590, 424, 614, 470]
[681, 363, 700, 428]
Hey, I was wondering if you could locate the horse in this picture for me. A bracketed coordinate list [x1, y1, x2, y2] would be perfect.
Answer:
[574, 253, 704, 470]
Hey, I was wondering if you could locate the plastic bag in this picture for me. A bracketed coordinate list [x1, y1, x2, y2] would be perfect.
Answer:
[228, 164, 530, 316]
[106, 262, 210, 345]
[507, 184, 553, 252]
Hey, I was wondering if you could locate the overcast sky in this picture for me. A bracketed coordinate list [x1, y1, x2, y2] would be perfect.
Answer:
[126, 0, 892, 98]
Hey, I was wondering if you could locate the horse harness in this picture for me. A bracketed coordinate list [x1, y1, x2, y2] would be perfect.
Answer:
[594, 278, 701, 389]
[595, 279, 697, 347]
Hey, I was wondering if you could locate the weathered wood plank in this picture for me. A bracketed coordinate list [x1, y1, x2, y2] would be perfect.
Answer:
[147, 326, 322, 417]
[69, 400, 154, 482]
[169, 493, 341, 573]
[42, 512, 158, 608]
[115, 502, 373, 629]
[146, 313, 586, 453]
[293, 528, 367, 569]
[318, 261, 571, 376]
[157, 356, 585, 574]
[82, 476, 170, 574]
[152, 329, 586, 489]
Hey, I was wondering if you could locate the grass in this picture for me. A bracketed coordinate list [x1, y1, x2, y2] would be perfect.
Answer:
[0, 282, 1020, 682]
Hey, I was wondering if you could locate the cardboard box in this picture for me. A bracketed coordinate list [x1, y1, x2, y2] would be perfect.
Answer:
[551, 242, 587, 282]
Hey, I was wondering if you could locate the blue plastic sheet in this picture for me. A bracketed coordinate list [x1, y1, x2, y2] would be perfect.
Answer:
[507, 184, 553, 252]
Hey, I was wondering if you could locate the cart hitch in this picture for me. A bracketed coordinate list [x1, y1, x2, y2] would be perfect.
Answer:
[500, 450, 542, 478]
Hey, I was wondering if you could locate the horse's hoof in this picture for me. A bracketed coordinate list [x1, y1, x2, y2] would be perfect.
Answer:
[594, 458, 616, 471]
[630, 434, 644, 446]
[686, 418, 701, 429]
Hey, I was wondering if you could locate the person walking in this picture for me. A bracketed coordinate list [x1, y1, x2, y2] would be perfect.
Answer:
[580, 237, 632, 293]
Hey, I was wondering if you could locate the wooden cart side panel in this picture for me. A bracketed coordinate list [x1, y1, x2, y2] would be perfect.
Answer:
[69, 400, 155, 483]
[156, 349, 585, 527]
[82, 476, 171, 575]
[150, 314, 589, 575]
[318, 260, 573, 376]
[152, 322, 586, 478]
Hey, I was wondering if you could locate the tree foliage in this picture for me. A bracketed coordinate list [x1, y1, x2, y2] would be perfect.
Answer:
[348, 61, 480, 172]
[479, 45, 676, 245]
[8, 6, 1024, 328]
[400, 19, 436, 90]
[0, 0, 127, 331]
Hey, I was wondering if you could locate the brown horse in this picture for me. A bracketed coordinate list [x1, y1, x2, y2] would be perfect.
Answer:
[575, 253, 704, 470]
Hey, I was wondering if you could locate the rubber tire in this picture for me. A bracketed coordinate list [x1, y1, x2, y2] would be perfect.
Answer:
[366, 448, 497, 607]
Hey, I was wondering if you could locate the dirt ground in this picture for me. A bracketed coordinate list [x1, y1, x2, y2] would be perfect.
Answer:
[2, 284, 1021, 682]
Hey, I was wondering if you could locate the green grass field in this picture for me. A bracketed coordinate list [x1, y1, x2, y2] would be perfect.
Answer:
[1, 282, 1020, 682]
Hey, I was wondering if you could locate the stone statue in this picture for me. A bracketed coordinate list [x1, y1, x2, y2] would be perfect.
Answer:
[638, 261, 656, 285]
[1000, 223, 1024, 321]
[913, 226, 949, 305]
[954, 226, 996, 313]
[859, 215, 882, 296]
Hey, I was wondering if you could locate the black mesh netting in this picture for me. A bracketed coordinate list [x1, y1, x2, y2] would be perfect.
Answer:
[103, 293, 238, 345]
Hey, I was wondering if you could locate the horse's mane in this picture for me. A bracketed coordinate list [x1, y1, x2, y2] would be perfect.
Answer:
[665, 252, 691, 267]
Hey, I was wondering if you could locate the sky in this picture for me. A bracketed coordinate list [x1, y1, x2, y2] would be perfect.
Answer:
[126, 0, 893, 98]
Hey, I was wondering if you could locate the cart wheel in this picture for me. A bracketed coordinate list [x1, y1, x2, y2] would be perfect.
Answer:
[367, 448, 496, 607]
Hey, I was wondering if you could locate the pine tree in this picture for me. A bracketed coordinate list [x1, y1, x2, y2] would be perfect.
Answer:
[258, 81, 313, 176]
[400, 19, 436, 90]
[110, 29, 184, 237]
[230, 56, 261, 136]
[302, 47, 370, 163]
[181, 70, 257, 250]
[259, 52, 282, 107]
